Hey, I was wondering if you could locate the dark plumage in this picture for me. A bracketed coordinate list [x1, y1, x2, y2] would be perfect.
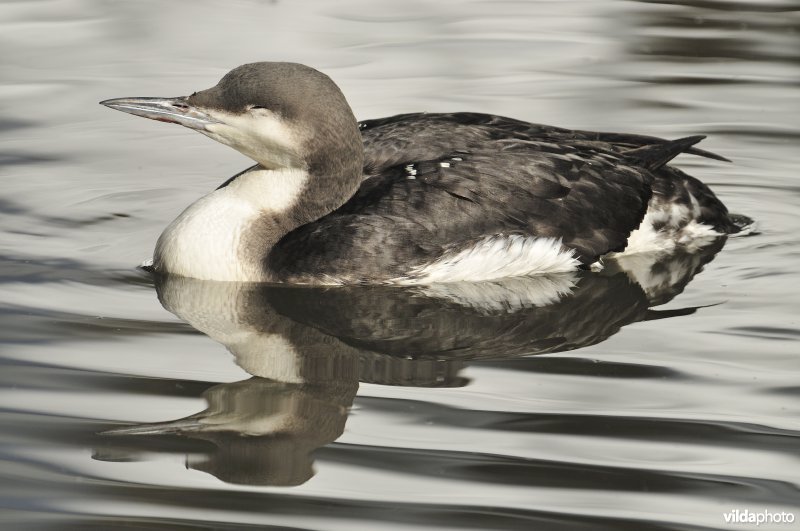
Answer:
[268, 112, 735, 283]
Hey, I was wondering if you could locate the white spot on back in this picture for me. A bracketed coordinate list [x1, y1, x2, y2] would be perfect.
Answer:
[395, 234, 580, 284]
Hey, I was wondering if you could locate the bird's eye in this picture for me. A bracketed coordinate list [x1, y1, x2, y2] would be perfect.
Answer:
[249, 105, 267, 111]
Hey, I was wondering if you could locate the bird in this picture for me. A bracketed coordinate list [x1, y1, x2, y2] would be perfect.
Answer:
[101, 62, 741, 285]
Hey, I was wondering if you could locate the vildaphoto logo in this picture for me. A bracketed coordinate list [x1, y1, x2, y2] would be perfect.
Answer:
[723, 509, 796, 526]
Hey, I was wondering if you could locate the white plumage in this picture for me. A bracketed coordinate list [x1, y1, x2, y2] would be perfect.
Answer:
[397, 234, 581, 284]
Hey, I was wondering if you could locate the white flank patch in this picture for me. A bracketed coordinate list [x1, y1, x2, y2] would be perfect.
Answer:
[614, 197, 722, 257]
[619, 206, 684, 255]
[396, 234, 581, 284]
[154, 167, 308, 281]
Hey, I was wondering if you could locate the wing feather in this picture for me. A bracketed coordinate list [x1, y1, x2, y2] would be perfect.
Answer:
[269, 113, 709, 283]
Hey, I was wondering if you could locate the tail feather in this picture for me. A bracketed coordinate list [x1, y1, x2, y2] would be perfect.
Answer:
[622, 135, 707, 171]
[591, 131, 730, 163]
[686, 146, 731, 163]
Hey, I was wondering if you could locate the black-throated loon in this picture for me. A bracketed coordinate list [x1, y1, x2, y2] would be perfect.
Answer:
[101, 62, 740, 284]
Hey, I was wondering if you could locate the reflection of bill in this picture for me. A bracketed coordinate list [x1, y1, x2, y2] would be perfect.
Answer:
[110, 377, 355, 486]
[103, 240, 726, 486]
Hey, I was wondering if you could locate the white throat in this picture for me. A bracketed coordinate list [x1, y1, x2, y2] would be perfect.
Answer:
[201, 109, 304, 170]
[153, 167, 309, 281]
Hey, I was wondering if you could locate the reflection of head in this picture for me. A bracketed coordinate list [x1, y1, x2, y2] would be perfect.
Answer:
[191, 435, 315, 486]
[104, 377, 356, 486]
[182, 378, 355, 486]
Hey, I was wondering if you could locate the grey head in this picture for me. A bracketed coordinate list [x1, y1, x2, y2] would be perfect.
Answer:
[101, 62, 364, 182]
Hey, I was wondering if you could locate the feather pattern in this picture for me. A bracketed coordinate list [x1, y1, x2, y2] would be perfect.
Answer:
[267, 113, 730, 284]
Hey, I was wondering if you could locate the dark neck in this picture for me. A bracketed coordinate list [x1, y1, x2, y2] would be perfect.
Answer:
[236, 149, 365, 280]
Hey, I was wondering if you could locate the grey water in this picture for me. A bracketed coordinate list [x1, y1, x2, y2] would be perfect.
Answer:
[1, 0, 799, 530]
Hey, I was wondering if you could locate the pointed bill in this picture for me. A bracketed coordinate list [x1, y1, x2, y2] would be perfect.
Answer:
[100, 97, 221, 130]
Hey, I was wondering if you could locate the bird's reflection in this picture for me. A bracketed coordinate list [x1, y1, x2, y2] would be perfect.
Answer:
[102, 240, 725, 486]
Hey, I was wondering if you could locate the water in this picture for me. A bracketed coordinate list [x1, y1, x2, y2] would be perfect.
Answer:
[1, 0, 799, 529]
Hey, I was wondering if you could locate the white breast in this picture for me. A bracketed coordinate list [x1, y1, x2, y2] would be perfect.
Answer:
[154, 192, 261, 280]
[153, 168, 309, 281]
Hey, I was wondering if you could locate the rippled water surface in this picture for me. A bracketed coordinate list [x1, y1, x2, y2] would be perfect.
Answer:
[1, 1, 799, 530]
